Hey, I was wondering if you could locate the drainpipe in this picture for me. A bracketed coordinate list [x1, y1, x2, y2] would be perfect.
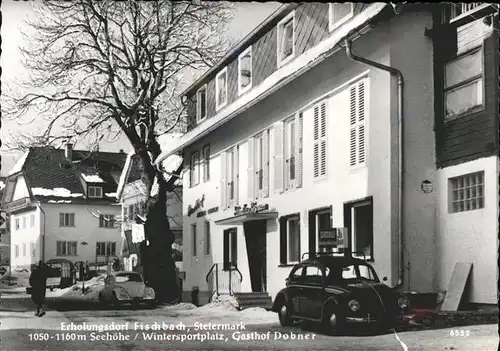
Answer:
[344, 40, 405, 288]
[37, 203, 46, 263]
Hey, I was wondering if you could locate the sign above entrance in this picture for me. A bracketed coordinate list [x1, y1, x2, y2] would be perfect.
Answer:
[319, 227, 347, 247]
[234, 202, 269, 216]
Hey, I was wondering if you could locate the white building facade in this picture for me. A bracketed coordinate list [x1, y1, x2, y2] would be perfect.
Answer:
[157, 3, 499, 307]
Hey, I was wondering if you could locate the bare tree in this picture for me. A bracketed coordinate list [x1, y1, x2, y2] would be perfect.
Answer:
[4, 0, 232, 302]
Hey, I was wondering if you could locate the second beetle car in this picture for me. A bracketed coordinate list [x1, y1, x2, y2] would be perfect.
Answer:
[98, 271, 156, 308]
[272, 251, 410, 335]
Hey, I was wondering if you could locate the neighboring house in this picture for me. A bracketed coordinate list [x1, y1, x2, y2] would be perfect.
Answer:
[156, 3, 499, 307]
[0, 177, 10, 265]
[1, 144, 127, 271]
[116, 136, 183, 275]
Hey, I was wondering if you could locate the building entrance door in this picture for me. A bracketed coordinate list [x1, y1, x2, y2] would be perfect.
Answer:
[244, 220, 267, 292]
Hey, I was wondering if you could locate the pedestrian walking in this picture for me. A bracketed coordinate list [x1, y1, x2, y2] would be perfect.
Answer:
[29, 260, 48, 317]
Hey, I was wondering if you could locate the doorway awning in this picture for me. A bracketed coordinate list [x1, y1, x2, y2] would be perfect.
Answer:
[215, 211, 279, 225]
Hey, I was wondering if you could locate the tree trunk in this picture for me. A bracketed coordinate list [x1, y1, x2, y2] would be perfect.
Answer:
[141, 178, 179, 303]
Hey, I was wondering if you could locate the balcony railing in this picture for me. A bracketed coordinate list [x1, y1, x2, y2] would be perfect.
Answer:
[448, 3, 495, 27]
[450, 3, 483, 19]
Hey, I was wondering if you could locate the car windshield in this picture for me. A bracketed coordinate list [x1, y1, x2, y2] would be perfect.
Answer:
[114, 273, 143, 283]
[326, 263, 379, 283]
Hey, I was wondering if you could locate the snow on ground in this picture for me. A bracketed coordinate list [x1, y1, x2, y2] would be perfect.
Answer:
[0, 180, 5, 190]
[81, 174, 105, 183]
[47, 200, 72, 203]
[31, 187, 84, 197]
[105, 192, 117, 198]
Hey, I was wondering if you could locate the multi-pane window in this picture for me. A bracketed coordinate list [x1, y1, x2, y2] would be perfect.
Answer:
[59, 213, 75, 227]
[190, 151, 200, 187]
[22, 243, 26, 257]
[313, 101, 328, 178]
[277, 12, 295, 65]
[329, 3, 354, 31]
[99, 214, 116, 228]
[15, 245, 19, 258]
[22, 216, 26, 229]
[88, 186, 103, 198]
[216, 68, 228, 110]
[280, 215, 301, 264]
[284, 117, 299, 190]
[56, 241, 77, 256]
[223, 228, 237, 270]
[227, 148, 236, 201]
[15, 218, 20, 231]
[202, 145, 210, 182]
[197, 85, 207, 121]
[238, 47, 252, 95]
[30, 242, 36, 257]
[30, 214, 35, 228]
[316, 210, 332, 253]
[349, 79, 366, 167]
[204, 221, 211, 255]
[449, 171, 484, 213]
[255, 135, 264, 192]
[96, 242, 117, 256]
[444, 48, 484, 120]
[191, 223, 197, 257]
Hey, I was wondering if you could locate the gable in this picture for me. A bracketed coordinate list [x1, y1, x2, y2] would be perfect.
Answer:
[12, 176, 30, 201]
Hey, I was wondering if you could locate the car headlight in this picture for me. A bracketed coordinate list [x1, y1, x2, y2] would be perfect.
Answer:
[144, 288, 155, 299]
[398, 296, 409, 309]
[348, 299, 361, 312]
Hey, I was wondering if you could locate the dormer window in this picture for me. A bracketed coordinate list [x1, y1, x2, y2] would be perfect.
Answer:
[197, 85, 207, 122]
[88, 186, 103, 198]
[277, 11, 295, 67]
[216, 67, 228, 110]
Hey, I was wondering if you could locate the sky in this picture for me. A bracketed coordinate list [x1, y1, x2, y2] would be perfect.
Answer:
[0, 1, 281, 176]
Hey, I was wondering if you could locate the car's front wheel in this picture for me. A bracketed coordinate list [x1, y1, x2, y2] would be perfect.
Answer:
[322, 305, 345, 336]
[278, 302, 294, 327]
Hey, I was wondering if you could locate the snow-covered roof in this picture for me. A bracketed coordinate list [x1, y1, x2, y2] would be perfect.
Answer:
[32, 187, 84, 198]
[155, 3, 387, 163]
[81, 174, 105, 183]
[8, 151, 29, 176]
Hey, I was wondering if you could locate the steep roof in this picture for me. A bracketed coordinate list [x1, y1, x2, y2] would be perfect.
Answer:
[11, 147, 127, 204]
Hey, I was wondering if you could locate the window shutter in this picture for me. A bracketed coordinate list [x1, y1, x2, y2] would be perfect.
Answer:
[234, 146, 239, 204]
[262, 130, 270, 197]
[59, 213, 64, 226]
[320, 101, 327, 176]
[295, 113, 303, 188]
[357, 80, 366, 164]
[273, 121, 284, 193]
[279, 217, 287, 264]
[349, 79, 367, 166]
[220, 151, 227, 209]
[349, 84, 357, 166]
[247, 138, 254, 202]
[313, 105, 319, 178]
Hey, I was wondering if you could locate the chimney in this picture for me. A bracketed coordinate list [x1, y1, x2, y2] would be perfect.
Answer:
[65, 143, 73, 161]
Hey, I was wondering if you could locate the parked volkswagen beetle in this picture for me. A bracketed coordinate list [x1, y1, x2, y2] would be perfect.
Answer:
[98, 271, 156, 308]
[272, 251, 410, 335]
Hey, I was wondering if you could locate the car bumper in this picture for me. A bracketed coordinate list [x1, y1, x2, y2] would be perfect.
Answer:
[117, 296, 155, 302]
[345, 314, 410, 326]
